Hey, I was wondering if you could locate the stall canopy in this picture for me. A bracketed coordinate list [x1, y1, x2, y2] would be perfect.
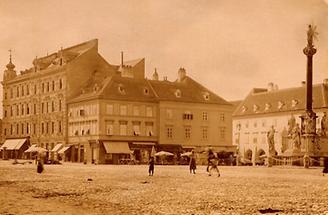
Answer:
[103, 142, 130, 154]
[58, 146, 71, 154]
[0, 139, 28, 150]
[51, 144, 63, 152]
[24, 145, 47, 153]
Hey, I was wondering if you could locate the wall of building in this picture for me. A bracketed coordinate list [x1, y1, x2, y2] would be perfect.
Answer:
[159, 101, 232, 149]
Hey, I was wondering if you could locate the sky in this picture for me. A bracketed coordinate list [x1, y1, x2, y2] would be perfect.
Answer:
[0, 0, 328, 104]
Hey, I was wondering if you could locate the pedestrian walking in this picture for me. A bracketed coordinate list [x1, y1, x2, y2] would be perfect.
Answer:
[323, 157, 328, 176]
[148, 156, 155, 176]
[208, 152, 220, 177]
[37, 158, 44, 174]
[206, 149, 215, 172]
[189, 151, 196, 174]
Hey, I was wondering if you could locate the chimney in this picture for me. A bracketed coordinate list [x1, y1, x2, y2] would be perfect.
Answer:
[152, 68, 159, 81]
[163, 76, 168, 81]
[301, 81, 306, 87]
[121, 51, 124, 67]
[267, 82, 274, 92]
[178, 67, 186, 82]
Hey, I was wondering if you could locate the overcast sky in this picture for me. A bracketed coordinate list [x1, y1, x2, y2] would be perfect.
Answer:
[0, 0, 328, 103]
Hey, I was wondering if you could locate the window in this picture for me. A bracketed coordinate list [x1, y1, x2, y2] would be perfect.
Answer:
[42, 83, 45, 93]
[253, 137, 257, 144]
[52, 122, 55, 134]
[16, 124, 19, 135]
[27, 85, 29, 95]
[58, 121, 62, 133]
[34, 104, 37, 114]
[133, 123, 141, 136]
[10, 125, 13, 135]
[175, 89, 181, 98]
[106, 121, 114, 135]
[202, 112, 208, 121]
[59, 79, 63, 89]
[262, 120, 266, 127]
[21, 104, 24, 115]
[146, 106, 153, 117]
[4, 128, 6, 136]
[119, 122, 127, 136]
[4, 92, 7, 100]
[143, 87, 149, 95]
[185, 127, 191, 139]
[202, 127, 208, 140]
[10, 106, 13, 117]
[10, 88, 13, 98]
[183, 112, 193, 120]
[26, 123, 29, 134]
[219, 113, 225, 122]
[52, 81, 55, 91]
[47, 82, 49, 92]
[46, 102, 49, 113]
[166, 109, 173, 119]
[4, 110, 7, 118]
[219, 127, 226, 139]
[42, 123, 44, 134]
[41, 103, 44, 114]
[16, 105, 19, 116]
[27, 104, 30, 115]
[106, 104, 113, 115]
[33, 124, 36, 135]
[120, 105, 127, 115]
[245, 121, 249, 129]
[166, 126, 173, 139]
[146, 123, 154, 137]
[59, 100, 62, 111]
[52, 101, 55, 112]
[21, 123, 24, 135]
[34, 84, 37, 94]
[16, 86, 19, 97]
[253, 121, 257, 128]
[79, 109, 85, 116]
[133, 106, 140, 116]
[21, 86, 24, 96]
[46, 122, 49, 134]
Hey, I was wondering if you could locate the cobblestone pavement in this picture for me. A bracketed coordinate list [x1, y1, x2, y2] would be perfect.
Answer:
[0, 161, 327, 215]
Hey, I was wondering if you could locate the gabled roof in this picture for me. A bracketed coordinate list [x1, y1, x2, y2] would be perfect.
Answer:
[69, 75, 231, 106]
[148, 77, 231, 105]
[233, 83, 328, 117]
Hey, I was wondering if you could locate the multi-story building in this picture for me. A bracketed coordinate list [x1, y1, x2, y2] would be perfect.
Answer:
[233, 81, 328, 164]
[1, 39, 234, 163]
[1, 39, 115, 155]
[67, 65, 234, 164]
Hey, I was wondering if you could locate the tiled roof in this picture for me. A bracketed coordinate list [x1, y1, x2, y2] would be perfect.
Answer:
[69, 75, 231, 105]
[233, 83, 328, 117]
[148, 77, 231, 105]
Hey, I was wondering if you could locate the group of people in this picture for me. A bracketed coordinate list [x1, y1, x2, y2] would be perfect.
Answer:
[148, 149, 220, 177]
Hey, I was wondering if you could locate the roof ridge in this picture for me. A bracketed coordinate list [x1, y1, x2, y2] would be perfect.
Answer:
[146, 79, 159, 98]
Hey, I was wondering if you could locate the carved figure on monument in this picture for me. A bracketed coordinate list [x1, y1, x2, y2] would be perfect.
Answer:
[291, 123, 301, 150]
[304, 111, 316, 134]
[321, 112, 327, 136]
[267, 126, 275, 155]
[287, 114, 296, 136]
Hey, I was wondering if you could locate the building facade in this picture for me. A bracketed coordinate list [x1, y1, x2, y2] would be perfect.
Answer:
[233, 81, 328, 165]
[2, 39, 234, 164]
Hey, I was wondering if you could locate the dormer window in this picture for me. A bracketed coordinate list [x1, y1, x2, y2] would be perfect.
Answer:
[264, 103, 271, 111]
[143, 87, 149, 95]
[93, 84, 99, 92]
[118, 84, 125, 94]
[241, 106, 248, 113]
[291, 99, 298, 108]
[253, 104, 259, 112]
[175, 89, 181, 98]
[278, 101, 285, 110]
[203, 92, 210, 101]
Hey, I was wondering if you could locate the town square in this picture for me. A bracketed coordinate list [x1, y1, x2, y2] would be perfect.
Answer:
[0, 0, 328, 214]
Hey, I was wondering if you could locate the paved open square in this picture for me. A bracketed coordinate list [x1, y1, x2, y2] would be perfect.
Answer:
[0, 161, 327, 215]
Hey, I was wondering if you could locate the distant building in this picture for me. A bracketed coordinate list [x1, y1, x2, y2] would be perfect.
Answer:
[233, 81, 328, 164]
[1, 39, 234, 164]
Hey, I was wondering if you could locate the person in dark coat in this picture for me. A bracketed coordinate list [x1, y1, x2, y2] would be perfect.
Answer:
[148, 156, 155, 176]
[189, 151, 196, 174]
[208, 153, 220, 177]
[37, 155, 44, 174]
[206, 149, 215, 172]
[323, 157, 328, 176]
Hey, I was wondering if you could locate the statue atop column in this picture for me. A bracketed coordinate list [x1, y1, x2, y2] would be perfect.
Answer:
[267, 126, 276, 155]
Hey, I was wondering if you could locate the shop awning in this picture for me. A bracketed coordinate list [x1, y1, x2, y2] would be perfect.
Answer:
[103, 142, 130, 154]
[58, 146, 71, 154]
[25, 144, 37, 153]
[51, 144, 63, 152]
[0, 139, 27, 150]
[132, 142, 155, 146]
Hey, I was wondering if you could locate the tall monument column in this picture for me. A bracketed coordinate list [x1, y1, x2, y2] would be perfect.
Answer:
[301, 25, 319, 167]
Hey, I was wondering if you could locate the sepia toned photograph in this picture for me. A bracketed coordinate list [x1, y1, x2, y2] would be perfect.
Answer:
[0, 0, 328, 214]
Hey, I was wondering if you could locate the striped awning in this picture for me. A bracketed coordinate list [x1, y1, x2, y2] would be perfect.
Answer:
[103, 142, 130, 154]
[51, 144, 63, 152]
[58, 146, 71, 154]
[0, 139, 27, 150]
